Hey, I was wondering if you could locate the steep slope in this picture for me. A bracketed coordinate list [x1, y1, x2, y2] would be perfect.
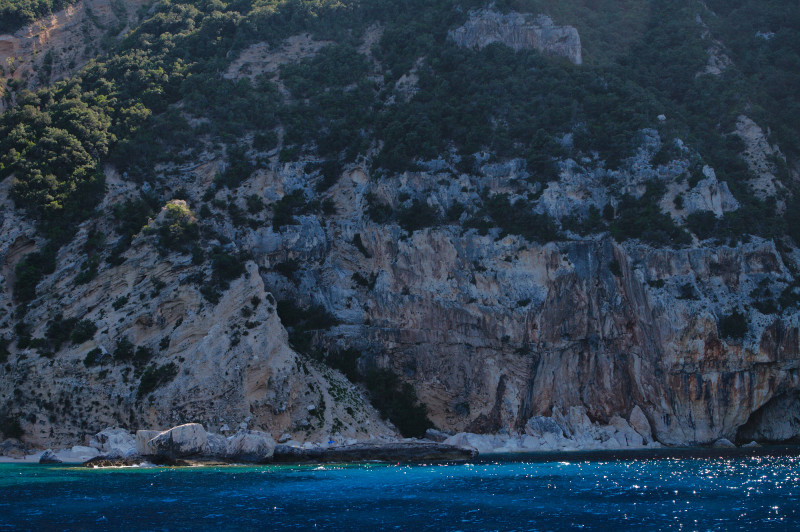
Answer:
[0, 185, 396, 447]
[0, 0, 151, 112]
[1, 0, 799, 450]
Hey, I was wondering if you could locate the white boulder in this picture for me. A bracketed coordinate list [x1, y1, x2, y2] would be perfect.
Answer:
[225, 430, 276, 463]
[443, 432, 506, 453]
[683, 168, 740, 218]
[424, 428, 451, 443]
[525, 416, 564, 438]
[712, 438, 737, 449]
[206, 432, 228, 457]
[629, 406, 653, 444]
[142, 423, 208, 458]
[608, 416, 644, 447]
[90, 428, 137, 458]
[55, 446, 100, 463]
[136, 430, 161, 455]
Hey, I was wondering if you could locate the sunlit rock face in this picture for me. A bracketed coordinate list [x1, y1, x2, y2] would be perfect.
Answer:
[0, 186, 395, 447]
[6, 152, 797, 449]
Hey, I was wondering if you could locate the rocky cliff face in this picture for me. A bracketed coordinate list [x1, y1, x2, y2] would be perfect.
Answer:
[449, 9, 582, 64]
[1, 10, 799, 453]
[2, 91, 798, 452]
[227, 111, 797, 447]
[259, 191, 799, 445]
[0, 184, 395, 448]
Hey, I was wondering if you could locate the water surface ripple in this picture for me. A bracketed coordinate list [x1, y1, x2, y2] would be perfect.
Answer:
[2, 452, 800, 530]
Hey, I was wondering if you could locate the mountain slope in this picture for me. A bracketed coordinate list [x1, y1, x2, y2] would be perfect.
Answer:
[1, 0, 799, 449]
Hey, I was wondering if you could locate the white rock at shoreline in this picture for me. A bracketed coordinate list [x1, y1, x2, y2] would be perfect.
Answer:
[143, 423, 208, 458]
[136, 430, 161, 455]
[445, 407, 662, 453]
[629, 406, 653, 444]
[206, 432, 228, 457]
[224, 429, 275, 463]
[525, 416, 564, 438]
[39, 450, 62, 464]
[54, 446, 101, 463]
[90, 428, 137, 458]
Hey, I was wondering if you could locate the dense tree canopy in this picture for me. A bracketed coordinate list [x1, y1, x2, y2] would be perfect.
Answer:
[0, 0, 797, 249]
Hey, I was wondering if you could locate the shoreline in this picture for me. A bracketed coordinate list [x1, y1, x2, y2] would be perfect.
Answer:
[3, 443, 800, 467]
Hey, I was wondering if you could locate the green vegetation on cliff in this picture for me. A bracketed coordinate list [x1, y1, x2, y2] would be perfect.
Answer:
[0, 0, 79, 33]
[0, 0, 799, 451]
[1, 1, 799, 417]
[2, 0, 798, 248]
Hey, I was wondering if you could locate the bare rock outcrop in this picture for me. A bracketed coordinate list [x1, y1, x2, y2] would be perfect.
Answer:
[39, 450, 61, 464]
[238, 149, 800, 449]
[524, 416, 564, 439]
[682, 166, 740, 218]
[137, 424, 275, 463]
[142, 423, 208, 458]
[449, 9, 582, 64]
[295, 214, 796, 446]
[0, 168, 397, 449]
[629, 406, 653, 444]
[445, 406, 656, 453]
[224, 33, 332, 98]
[735, 115, 787, 201]
[1, 90, 798, 456]
[696, 14, 732, 77]
[225, 33, 331, 81]
[223, 429, 276, 463]
[90, 428, 137, 458]
[737, 393, 800, 443]
[135, 430, 161, 456]
[204, 432, 227, 457]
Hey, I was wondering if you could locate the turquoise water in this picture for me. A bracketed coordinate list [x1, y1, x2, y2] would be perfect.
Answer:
[2, 452, 800, 530]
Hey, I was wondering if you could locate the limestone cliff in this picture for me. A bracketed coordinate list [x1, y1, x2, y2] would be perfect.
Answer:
[449, 9, 582, 64]
[1, 5, 799, 454]
[256, 186, 799, 445]
[0, 185, 395, 448]
[2, 84, 799, 453]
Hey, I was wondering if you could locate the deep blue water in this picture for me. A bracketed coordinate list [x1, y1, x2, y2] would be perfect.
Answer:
[2, 451, 800, 530]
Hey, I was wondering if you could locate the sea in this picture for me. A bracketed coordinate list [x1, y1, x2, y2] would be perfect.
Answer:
[2, 448, 800, 530]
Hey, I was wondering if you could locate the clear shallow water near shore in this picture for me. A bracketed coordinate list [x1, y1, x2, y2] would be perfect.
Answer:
[2, 450, 800, 530]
